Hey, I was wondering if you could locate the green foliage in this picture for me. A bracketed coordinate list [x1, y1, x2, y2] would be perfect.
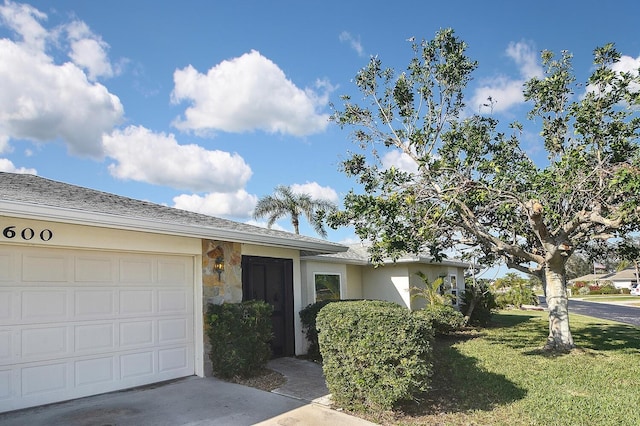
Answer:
[494, 285, 539, 309]
[415, 304, 465, 335]
[299, 299, 334, 361]
[206, 301, 273, 378]
[328, 28, 640, 349]
[460, 279, 497, 326]
[410, 271, 451, 306]
[317, 300, 433, 412]
[252, 185, 337, 237]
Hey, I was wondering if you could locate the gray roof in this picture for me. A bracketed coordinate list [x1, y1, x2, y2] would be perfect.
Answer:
[0, 172, 347, 254]
[302, 243, 471, 268]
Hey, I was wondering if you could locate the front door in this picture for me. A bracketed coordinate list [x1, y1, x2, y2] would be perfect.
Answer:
[241, 256, 294, 357]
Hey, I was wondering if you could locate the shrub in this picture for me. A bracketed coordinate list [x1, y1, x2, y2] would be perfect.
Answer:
[460, 281, 497, 326]
[299, 299, 334, 361]
[415, 304, 465, 335]
[206, 301, 273, 378]
[317, 300, 433, 412]
[495, 284, 539, 309]
[578, 285, 591, 295]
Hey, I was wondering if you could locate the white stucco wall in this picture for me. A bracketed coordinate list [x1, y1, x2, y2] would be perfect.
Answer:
[361, 264, 412, 308]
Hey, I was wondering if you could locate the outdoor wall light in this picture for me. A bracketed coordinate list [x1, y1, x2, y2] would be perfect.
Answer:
[214, 256, 225, 278]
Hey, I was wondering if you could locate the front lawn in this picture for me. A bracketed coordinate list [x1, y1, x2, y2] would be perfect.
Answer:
[360, 311, 640, 425]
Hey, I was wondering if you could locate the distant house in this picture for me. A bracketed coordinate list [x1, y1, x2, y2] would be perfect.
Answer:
[301, 244, 470, 311]
[569, 268, 638, 290]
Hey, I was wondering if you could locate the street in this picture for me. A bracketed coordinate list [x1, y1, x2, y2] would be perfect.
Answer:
[539, 296, 640, 327]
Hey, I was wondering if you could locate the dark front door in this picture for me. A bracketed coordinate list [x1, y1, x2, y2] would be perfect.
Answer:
[241, 256, 294, 357]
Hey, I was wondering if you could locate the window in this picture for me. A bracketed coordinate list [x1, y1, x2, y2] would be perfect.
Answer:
[450, 275, 458, 305]
[314, 273, 341, 302]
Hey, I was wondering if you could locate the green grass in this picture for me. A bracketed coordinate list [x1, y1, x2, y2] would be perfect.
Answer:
[360, 311, 640, 425]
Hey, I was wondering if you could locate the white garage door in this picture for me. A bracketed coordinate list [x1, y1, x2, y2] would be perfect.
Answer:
[0, 245, 195, 413]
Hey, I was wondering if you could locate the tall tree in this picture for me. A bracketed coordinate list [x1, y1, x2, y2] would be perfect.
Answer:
[328, 29, 640, 350]
[253, 185, 337, 238]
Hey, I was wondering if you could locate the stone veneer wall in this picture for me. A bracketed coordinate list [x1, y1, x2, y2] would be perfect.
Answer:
[202, 239, 242, 375]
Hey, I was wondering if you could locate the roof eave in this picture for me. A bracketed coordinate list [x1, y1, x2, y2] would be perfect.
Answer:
[0, 200, 347, 254]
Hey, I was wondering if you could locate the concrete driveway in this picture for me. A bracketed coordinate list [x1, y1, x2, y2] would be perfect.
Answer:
[0, 359, 375, 426]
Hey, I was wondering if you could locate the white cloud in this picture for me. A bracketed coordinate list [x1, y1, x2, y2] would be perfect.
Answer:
[470, 41, 542, 114]
[0, 0, 48, 53]
[245, 219, 288, 232]
[173, 190, 257, 218]
[171, 50, 331, 136]
[291, 181, 339, 203]
[587, 54, 640, 95]
[339, 31, 364, 56]
[0, 157, 36, 174]
[0, 1, 123, 158]
[65, 20, 115, 80]
[382, 150, 419, 174]
[103, 125, 253, 193]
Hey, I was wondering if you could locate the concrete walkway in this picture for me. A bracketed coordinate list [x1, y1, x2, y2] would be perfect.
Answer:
[0, 359, 375, 426]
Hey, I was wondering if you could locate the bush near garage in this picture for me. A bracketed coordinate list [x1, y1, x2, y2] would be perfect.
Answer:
[317, 300, 434, 412]
[206, 301, 273, 378]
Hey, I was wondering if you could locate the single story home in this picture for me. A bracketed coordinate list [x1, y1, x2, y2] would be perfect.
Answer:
[301, 244, 469, 310]
[0, 172, 469, 413]
[570, 268, 638, 290]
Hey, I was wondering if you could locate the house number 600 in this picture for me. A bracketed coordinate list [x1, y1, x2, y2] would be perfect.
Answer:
[2, 226, 53, 241]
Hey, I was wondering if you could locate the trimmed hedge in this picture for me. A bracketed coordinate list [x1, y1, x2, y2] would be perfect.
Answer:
[206, 301, 273, 378]
[317, 300, 433, 412]
[415, 304, 465, 335]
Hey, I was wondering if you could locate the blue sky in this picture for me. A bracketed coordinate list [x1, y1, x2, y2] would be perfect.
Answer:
[1, 1, 639, 276]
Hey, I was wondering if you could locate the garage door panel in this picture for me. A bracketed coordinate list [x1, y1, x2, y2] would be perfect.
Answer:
[120, 320, 154, 347]
[159, 347, 188, 372]
[159, 318, 188, 343]
[158, 290, 187, 313]
[21, 363, 68, 396]
[119, 259, 154, 283]
[120, 290, 153, 315]
[158, 259, 188, 284]
[0, 246, 195, 413]
[0, 370, 10, 400]
[75, 323, 115, 352]
[75, 257, 114, 283]
[0, 253, 11, 281]
[21, 290, 68, 321]
[0, 291, 11, 320]
[75, 290, 115, 318]
[75, 357, 115, 386]
[0, 332, 10, 361]
[120, 351, 154, 379]
[22, 254, 68, 282]
[21, 327, 67, 358]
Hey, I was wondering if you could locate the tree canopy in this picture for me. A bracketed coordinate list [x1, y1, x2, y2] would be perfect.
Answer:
[328, 28, 640, 350]
[253, 185, 337, 238]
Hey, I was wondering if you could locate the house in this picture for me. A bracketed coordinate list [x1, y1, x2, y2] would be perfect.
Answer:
[0, 172, 347, 413]
[300, 244, 470, 310]
[570, 268, 638, 290]
[0, 172, 471, 412]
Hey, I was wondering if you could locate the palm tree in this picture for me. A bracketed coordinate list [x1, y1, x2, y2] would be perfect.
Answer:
[253, 185, 337, 238]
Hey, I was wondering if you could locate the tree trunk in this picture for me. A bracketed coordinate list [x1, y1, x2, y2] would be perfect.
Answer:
[543, 261, 574, 351]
